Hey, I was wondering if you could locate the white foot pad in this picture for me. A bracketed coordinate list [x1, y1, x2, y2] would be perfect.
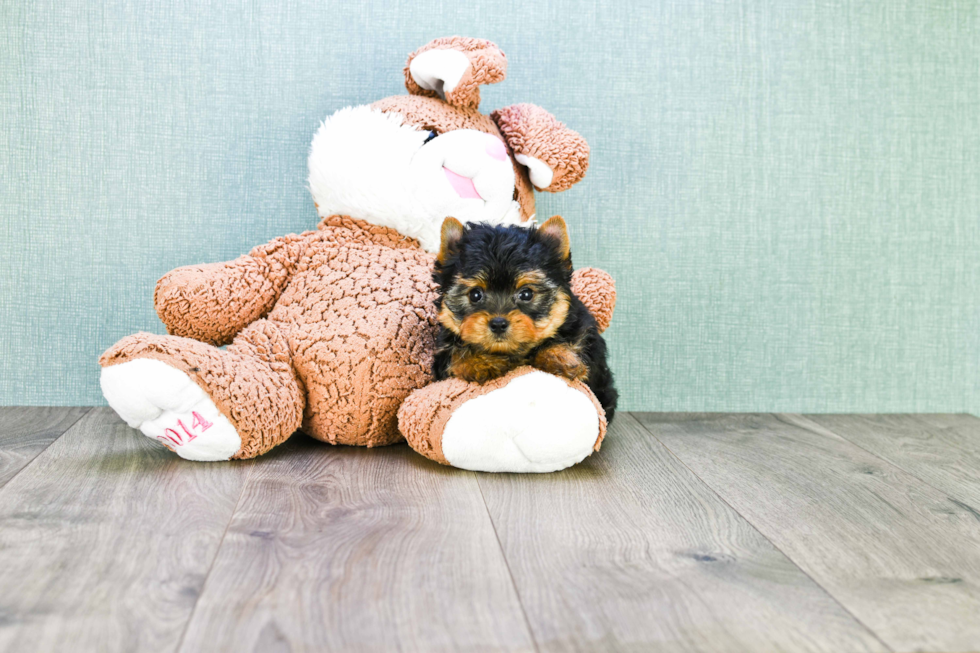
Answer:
[441, 371, 600, 473]
[100, 359, 241, 461]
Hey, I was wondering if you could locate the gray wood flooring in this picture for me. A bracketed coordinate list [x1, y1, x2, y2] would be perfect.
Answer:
[0, 408, 978, 652]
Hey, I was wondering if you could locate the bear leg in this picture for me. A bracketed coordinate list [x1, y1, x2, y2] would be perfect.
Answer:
[100, 319, 304, 460]
[398, 367, 606, 473]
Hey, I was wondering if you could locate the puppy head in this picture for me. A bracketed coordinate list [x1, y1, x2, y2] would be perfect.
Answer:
[435, 216, 573, 355]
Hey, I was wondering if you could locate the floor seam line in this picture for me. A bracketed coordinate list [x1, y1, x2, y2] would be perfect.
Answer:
[791, 413, 980, 513]
[629, 412, 895, 653]
[0, 407, 94, 492]
[475, 475, 540, 653]
[174, 459, 256, 652]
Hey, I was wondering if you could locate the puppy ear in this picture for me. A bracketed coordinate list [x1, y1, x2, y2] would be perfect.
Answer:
[539, 216, 571, 260]
[491, 104, 589, 192]
[405, 37, 507, 110]
[437, 217, 465, 264]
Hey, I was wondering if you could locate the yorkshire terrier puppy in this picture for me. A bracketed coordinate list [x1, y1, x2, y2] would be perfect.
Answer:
[432, 216, 617, 423]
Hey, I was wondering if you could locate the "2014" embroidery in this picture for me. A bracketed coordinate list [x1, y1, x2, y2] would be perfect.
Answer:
[157, 411, 213, 446]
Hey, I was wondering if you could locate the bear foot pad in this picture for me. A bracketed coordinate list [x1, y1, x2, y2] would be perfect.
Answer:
[100, 359, 241, 461]
[442, 371, 600, 473]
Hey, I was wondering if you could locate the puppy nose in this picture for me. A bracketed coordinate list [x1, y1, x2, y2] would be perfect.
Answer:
[489, 317, 509, 334]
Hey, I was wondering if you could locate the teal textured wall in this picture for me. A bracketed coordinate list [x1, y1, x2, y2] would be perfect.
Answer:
[2, 1, 978, 411]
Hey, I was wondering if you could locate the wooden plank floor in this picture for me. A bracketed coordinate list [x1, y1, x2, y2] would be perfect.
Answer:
[1, 408, 979, 652]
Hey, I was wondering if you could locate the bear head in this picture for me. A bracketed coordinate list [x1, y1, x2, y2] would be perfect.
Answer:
[308, 36, 590, 252]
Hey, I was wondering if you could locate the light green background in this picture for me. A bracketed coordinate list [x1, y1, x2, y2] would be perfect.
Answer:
[2, 1, 978, 412]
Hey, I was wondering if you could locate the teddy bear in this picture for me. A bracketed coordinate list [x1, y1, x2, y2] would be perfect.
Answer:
[99, 36, 616, 473]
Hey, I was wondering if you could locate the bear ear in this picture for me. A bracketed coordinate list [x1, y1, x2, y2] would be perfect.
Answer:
[404, 37, 507, 110]
[491, 104, 590, 193]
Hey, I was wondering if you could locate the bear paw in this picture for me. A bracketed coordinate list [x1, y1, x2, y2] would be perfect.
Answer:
[100, 359, 241, 461]
[400, 368, 604, 473]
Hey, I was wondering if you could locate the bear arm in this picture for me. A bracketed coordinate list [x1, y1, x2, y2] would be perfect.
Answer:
[571, 267, 616, 334]
[404, 36, 507, 110]
[154, 232, 314, 346]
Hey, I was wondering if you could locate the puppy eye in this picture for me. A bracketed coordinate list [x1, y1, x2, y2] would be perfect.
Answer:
[468, 288, 484, 303]
[423, 130, 439, 144]
[518, 288, 534, 302]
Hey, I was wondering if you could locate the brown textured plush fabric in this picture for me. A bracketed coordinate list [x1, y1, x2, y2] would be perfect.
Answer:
[100, 320, 305, 459]
[398, 366, 608, 467]
[571, 267, 617, 334]
[101, 213, 616, 460]
[153, 233, 312, 347]
[103, 216, 440, 454]
[372, 95, 537, 222]
[404, 36, 507, 110]
[491, 103, 590, 192]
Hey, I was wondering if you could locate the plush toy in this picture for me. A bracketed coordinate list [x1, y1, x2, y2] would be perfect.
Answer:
[99, 37, 616, 473]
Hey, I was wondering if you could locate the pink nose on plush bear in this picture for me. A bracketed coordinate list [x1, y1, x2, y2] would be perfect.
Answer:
[443, 135, 508, 199]
[485, 136, 507, 161]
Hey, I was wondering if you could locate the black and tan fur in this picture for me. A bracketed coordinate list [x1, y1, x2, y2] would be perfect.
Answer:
[432, 216, 617, 423]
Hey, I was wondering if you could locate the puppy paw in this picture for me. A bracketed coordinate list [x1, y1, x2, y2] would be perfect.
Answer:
[446, 351, 514, 384]
[532, 343, 588, 381]
[100, 359, 241, 461]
